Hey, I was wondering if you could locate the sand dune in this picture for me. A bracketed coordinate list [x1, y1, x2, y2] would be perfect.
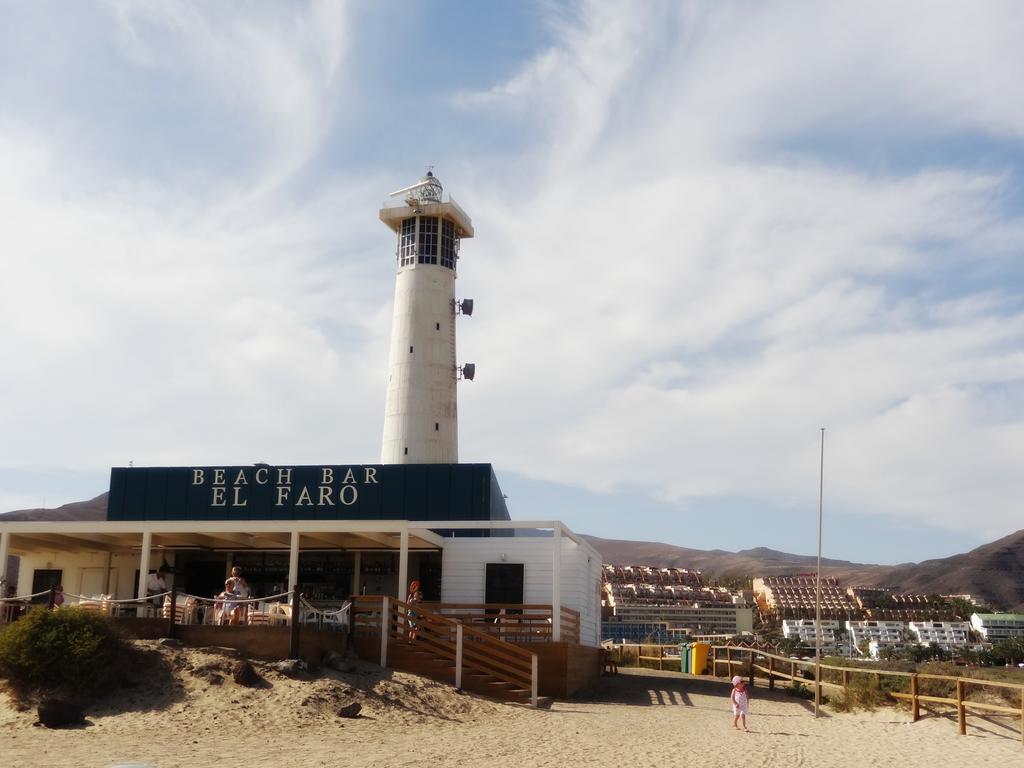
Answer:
[1, 645, 1020, 768]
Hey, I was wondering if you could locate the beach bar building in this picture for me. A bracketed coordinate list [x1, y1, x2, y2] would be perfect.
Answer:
[0, 171, 603, 702]
[0, 463, 601, 700]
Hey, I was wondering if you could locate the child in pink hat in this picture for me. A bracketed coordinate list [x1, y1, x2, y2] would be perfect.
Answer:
[731, 675, 749, 731]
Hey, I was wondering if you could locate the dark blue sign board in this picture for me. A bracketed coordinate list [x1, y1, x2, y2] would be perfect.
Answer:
[107, 463, 510, 524]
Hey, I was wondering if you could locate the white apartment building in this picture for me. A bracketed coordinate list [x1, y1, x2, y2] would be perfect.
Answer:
[846, 620, 906, 649]
[908, 621, 971, 648]
[782, 619, 842, 647]
[971, 613, 1024, 641]
[611, 602, 754, 636]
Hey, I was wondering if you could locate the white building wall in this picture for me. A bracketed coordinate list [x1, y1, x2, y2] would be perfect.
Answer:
[440, 535, 601, 647]
[13, 550, 177, 601]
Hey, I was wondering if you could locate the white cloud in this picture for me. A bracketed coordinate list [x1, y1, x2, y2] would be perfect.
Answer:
[0, 2, 392, 476]
[105, 0, 349, 190]
[453, 1, 1024, 538]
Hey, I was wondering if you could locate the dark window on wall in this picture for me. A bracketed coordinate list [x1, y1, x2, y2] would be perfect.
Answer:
[485, 563, 524, 610]
[399, 217, 416, 266]
[31, 569, 63, 604]
[441, 219, 457, 269]
[418, 216, 438, 264]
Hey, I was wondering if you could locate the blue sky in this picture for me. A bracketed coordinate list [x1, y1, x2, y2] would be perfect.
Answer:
[2, 1, 1023, 565]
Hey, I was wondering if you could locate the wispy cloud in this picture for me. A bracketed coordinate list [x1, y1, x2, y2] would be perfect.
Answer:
[105, 0, 349, 191]
[454, 1, 1024, 537]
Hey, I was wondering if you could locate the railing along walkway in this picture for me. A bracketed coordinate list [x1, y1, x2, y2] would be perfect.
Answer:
[608, 642, 1024, 746]
[711, 645, 1024, 747]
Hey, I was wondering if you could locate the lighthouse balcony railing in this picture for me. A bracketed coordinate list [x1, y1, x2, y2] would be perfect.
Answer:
[381, 192, 470, 220]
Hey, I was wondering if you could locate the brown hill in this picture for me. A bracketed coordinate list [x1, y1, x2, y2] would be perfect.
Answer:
[581, 534, 886, 580]
[853, 529, 1024, 611]
[0, 492, 108, 521]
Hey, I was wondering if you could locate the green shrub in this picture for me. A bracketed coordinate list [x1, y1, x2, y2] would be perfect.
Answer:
[0, 607, 124, 699]
[829, 675, 890, 712]
[788, 681, 814, 699]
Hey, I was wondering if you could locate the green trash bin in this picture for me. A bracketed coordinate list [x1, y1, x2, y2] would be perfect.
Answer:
[680, 643, 691, 673]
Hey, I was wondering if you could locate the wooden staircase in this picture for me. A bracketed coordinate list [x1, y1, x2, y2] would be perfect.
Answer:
[352, 596, 539, 706]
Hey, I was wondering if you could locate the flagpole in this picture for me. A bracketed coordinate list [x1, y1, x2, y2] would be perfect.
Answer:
[814, 427, 825, 718]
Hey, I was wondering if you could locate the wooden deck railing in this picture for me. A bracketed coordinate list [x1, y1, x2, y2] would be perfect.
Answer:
[425, 602, 581, 644]
[352, 596, 538, 706]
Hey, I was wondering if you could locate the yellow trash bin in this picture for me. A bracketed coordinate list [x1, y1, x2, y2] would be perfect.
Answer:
[691, 642, 710, 675]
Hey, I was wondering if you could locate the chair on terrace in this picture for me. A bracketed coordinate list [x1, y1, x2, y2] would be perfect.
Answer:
[162, 596, 198, 624]
[77, 597, 112, 616]
[268, 603, 292, 626]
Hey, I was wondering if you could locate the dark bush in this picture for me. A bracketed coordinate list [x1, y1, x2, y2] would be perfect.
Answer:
[0, 607, 124, 699]
[787, 681, 814, 699]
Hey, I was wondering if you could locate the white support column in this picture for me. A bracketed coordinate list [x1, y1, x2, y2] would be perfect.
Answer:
[287, 531, 300, 591]
[531, 654, 539, 708]
[137, 531, 152, 617]
[352, 552, 361, 597]
[0, 531, 10, 585]
[551, 523, 562, 642]
[102, 551, 113, 596]
[398, 526, 409, 602]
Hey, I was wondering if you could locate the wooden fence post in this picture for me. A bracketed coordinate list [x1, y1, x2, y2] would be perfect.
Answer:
[911, 674, 919, 722]
[659, 646, 664, 671]
[956, 679, 966, 736]
[379, 596, 389, 668]
[726, 645, 732, 674]
[289, 585, 301, 660]
[167, 587, 176, 638]
[455, 624, 463, 690]
[768, 655, 775, 690]
[47, 587, 56, 610]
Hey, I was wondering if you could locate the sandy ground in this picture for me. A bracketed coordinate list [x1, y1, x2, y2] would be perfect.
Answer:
[1, 644, 1021, 768]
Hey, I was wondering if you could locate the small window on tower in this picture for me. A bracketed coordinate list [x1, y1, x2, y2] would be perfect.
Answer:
[399, 218, 416, 267]
[435, 322, 440, 330]
[441, 219, 457, 269]
[418, 216, 438, 264]
[404, 447, 408, 456]
[435, 423, 439, 431]
[409, 346, 414, 353]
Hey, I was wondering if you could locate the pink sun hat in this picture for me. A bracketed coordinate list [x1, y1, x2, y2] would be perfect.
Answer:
[732, 676, 743, 685]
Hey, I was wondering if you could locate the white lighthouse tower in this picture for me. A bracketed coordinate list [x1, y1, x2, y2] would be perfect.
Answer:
[379, 170, 474, 464]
